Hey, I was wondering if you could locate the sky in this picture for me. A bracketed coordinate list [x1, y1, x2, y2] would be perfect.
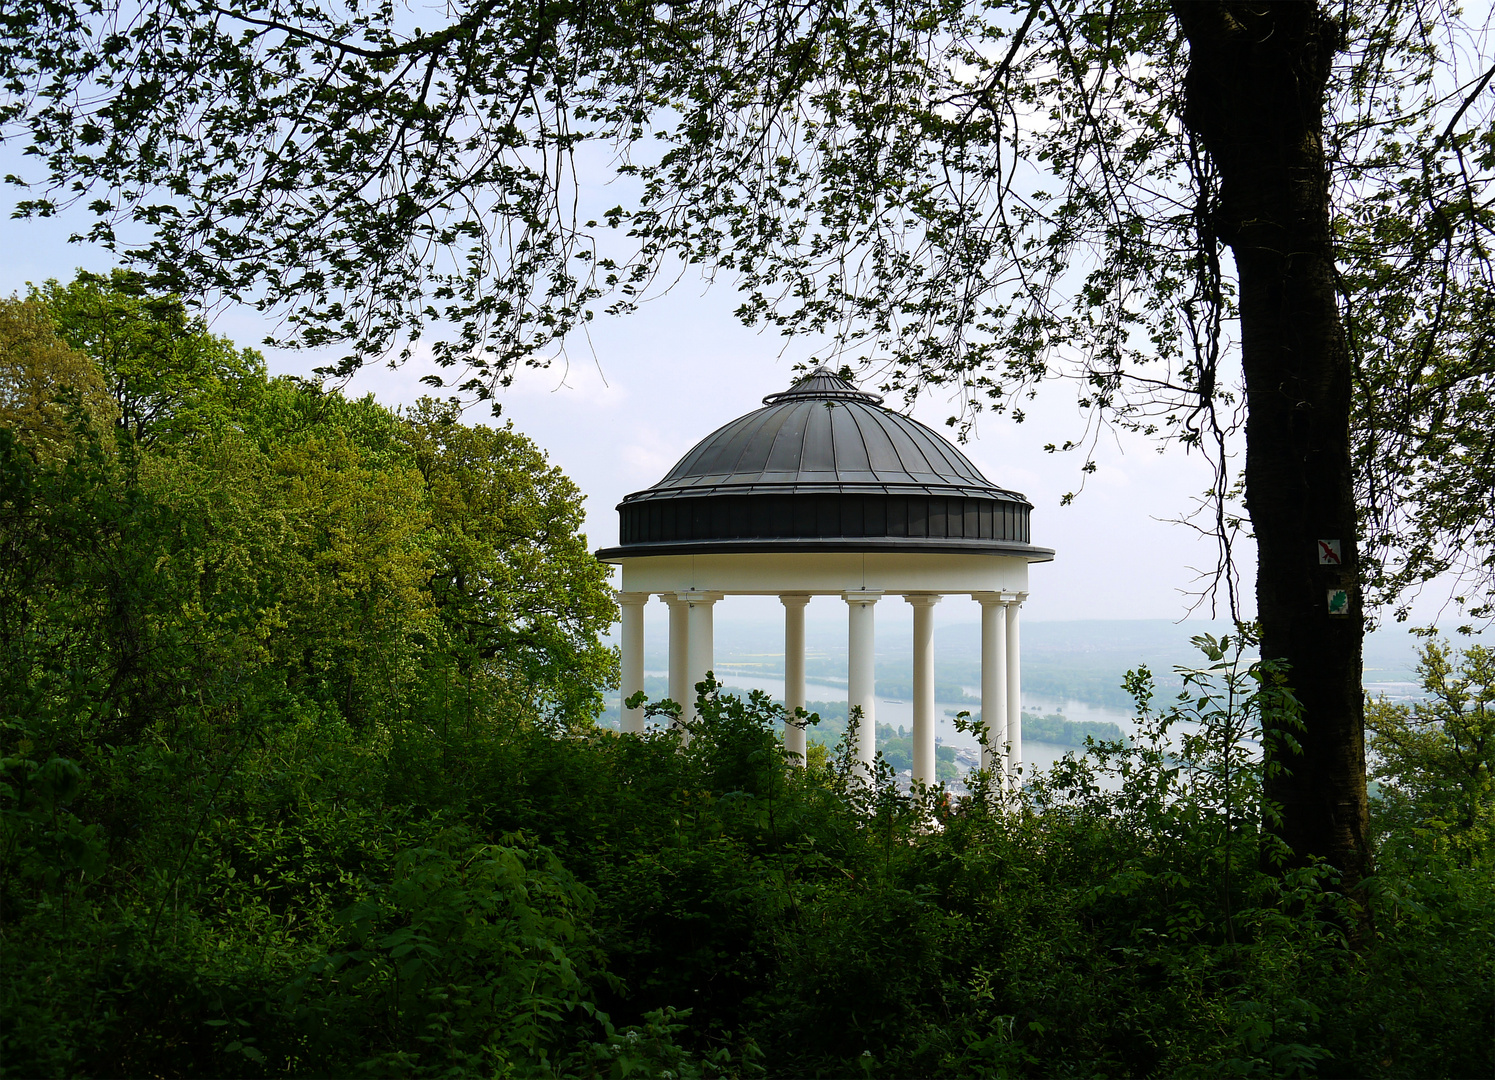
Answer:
[319, 281, 1260, 639]
[0, 148, 1465, 643]
[0, 209, 1247, 627]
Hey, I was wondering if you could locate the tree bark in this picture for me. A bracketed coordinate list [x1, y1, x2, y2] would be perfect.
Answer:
[1171, 1, 1370, 884]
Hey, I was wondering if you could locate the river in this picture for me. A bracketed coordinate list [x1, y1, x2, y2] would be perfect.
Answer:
[692, 669, 1143, 780]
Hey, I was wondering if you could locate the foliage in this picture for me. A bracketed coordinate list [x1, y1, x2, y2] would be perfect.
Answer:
[5, 512, 1492, 1078]
[401, 397, 616, 725]
[1336, 34, 1495, 623]
[0, 297, 116, 451]
[1368, 640, 1495, 867]
[2, 290, 1491, 1076]
[34, 270, 267, 447]
[8, 2, 1492, 887]
[3, 3, 1489, 603]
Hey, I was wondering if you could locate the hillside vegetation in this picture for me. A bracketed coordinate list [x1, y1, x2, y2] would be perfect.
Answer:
[2, 278, 1491, 1078]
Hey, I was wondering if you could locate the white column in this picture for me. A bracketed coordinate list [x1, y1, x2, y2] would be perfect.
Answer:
[618, 592, 648, 734]
[665, 593, 688, 717]
[905, 594, 941, 787]
[684, 592, 723, 731]
[844, 591, 881, 773]
[974, 593, 1008, 779]
[780, 593, 811, 765]
[1006, 593, 1025, 782]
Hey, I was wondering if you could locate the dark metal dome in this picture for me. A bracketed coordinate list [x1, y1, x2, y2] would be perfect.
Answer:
[597, 368, 1052, 559]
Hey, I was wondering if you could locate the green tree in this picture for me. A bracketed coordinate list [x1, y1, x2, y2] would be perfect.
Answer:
[147, 419, 437, 731]
[0, 295, 682, 1077]
[1368, 641, 1495, 866]
[0, 295, 614, 748]
[0, 297, 116, 452]
[401, 398, 617, 725]
[5, 1, 1493, 883]
[0, 318, 205, 748]
[37, 270, 266, 447]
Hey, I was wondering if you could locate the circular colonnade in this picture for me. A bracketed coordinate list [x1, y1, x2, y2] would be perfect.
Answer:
[597, 368, 1053, 786]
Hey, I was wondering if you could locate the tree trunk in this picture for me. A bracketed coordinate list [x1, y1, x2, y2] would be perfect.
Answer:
[1171, 1, 1370, 885]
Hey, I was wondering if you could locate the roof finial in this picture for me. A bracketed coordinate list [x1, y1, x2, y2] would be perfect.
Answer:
[762, 366, 884, 405]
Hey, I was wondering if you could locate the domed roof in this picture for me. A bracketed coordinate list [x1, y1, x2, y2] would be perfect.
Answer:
[639, 368, 1019, 501]
[598, 368, 1051, 560]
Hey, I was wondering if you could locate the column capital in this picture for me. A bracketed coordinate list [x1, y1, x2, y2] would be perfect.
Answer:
[971, 590, 1025, 605]
[842, 590, 883, 605]
[616, 591, 651, 607]
[778, 592, 812, 607]
[902, 593, 943, 607]
[682, 590, 724, 605]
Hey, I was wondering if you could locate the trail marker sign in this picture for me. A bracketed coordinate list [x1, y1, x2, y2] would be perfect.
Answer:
[1318, 540, 1342, 565]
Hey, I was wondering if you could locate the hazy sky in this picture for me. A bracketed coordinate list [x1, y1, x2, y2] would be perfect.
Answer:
[2, 231, 1244, 619]
[4, 158, 1463, 637]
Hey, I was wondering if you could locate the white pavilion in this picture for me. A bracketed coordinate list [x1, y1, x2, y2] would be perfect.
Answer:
[596, 368, 1053, 785]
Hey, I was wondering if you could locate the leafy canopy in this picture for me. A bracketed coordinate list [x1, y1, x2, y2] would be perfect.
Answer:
[2, 1, 1491, 615]
[35, 269, 266, 447]
[0, 275, 618, 743]
[1368, 640, 1495, 867]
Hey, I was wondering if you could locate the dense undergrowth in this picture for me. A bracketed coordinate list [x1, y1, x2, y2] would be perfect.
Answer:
[2, 276, 1493, 1077]
[7, 666, 1493, 1078]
